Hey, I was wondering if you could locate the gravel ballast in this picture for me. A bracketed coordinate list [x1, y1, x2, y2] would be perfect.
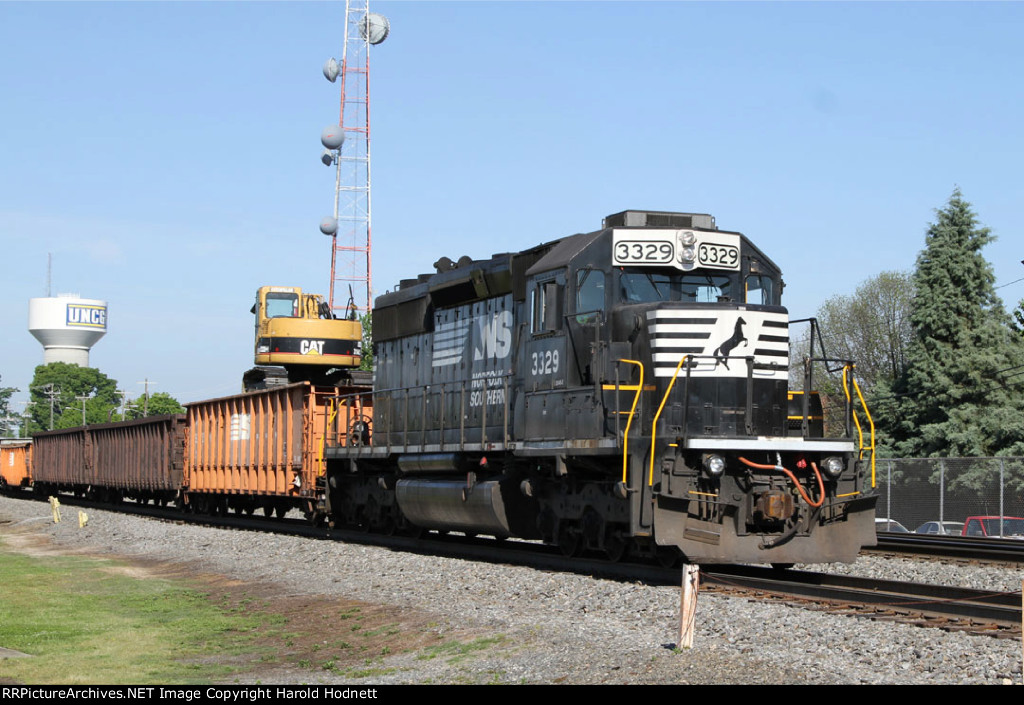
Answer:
[1, 495, 1021, 685]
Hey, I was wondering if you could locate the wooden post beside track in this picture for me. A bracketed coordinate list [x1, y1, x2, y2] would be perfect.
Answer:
[679, 563, 700, 648]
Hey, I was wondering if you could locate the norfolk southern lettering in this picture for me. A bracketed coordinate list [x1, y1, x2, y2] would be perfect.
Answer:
[66, 304, 107, 328]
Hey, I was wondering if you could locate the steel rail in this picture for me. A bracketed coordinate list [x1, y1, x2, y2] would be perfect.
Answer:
[869, 532, 1024, 564]
[702, 564, 1021, 635]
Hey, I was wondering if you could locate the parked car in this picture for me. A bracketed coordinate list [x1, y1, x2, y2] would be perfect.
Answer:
[914, 521, 964, 536]
[875, 518, 910, 533]
[961, 516, 1024, 538]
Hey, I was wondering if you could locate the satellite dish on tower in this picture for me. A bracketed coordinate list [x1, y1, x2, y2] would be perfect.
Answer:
[323, 58, 341, 83]
[321, 125, 345, 150]
[320, 217, 338, 236]
[360, 13, 390, 45]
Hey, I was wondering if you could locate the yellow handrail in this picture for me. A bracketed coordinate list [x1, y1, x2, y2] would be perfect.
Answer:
[841, 366, 863, 450]
[851, 376, 876, 488]
[842, 365, 876, 488]
[649, 355, 689, 487]
[615, 360, 644, 485]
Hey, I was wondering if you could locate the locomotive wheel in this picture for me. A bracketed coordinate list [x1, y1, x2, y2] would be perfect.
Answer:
[657, 546, 681, 569]
[558, 526, 582, 558]
[604, 533, 627, 563]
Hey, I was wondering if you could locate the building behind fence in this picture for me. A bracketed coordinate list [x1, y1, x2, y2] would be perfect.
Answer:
[875, 457, 1024, 535]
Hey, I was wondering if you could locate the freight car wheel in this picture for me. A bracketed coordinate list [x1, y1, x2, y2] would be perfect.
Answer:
[275, 503, 288, 519]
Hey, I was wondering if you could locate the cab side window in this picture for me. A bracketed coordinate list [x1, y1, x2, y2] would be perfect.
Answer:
[575, 269, 604, 315]
[745, 275, 775, 305]
[531, 280, 563, 333]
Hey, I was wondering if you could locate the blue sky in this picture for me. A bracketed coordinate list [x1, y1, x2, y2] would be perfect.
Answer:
[2, 1, 1023, 414]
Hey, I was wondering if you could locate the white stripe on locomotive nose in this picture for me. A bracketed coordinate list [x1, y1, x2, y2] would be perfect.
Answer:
[647, 310, 790, 380]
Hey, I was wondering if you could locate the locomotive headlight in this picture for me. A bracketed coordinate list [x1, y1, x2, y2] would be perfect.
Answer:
[703, 454, 726, 477]
[680, 230, 696, 246]
[822, 456, 845, 477]
[681, 246, 696, 263]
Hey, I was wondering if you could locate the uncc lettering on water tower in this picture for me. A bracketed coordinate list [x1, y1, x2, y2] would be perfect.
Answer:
[66, 304, 107, 328]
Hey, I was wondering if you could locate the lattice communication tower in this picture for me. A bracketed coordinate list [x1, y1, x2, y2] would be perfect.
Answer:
[320, 1, 389, 317]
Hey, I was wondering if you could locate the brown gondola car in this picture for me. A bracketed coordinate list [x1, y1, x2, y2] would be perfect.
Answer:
[31, 415, 186, 503]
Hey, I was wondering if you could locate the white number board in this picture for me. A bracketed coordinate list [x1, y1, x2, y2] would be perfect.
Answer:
[611, 229, 741, 272]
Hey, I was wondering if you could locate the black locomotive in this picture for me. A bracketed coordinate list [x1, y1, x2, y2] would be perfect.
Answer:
[323, 210, 878, 564]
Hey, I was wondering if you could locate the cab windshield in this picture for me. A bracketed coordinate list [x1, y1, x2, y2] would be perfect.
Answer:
[619, 270, 739, 304]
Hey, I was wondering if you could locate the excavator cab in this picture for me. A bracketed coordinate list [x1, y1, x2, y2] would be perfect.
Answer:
[244, 286, 363, 391]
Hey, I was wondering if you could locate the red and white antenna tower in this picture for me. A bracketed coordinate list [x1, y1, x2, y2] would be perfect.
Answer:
[320, 1, 390, 318]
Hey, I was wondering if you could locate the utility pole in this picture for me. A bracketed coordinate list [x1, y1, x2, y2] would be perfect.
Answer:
[75, 394, 91, 426]
[137, 379, 157, 417]
[32, 383, 62, 430]
[116, 389, 131, 420]
[0, 416, 21, 438]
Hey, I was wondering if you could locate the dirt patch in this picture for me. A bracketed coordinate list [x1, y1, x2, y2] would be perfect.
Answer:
[0, 516, 497, 684]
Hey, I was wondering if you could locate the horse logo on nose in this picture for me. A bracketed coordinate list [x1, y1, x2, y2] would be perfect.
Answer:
[712, 317, 747, 370]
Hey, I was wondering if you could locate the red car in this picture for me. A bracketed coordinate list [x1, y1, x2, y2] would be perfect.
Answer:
[961, 516, 1024, 539]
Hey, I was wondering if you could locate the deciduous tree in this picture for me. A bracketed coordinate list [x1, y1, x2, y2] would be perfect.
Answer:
[126, 392, 186, 419]
[26, 363, 120, 432]
[0, 375, 18, 437]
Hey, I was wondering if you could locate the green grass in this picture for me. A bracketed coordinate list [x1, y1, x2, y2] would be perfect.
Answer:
[0, 547, 279, 684]
[416, 636, 506, 664]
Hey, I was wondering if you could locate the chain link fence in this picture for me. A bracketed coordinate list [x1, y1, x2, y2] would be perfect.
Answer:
[874, 457, 1024, 536]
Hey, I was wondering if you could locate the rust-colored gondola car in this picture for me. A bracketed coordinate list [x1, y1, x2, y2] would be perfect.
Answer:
[0, 439, 32, 490]
[32, 415, 186, 503]
[183, 382, 369, 519]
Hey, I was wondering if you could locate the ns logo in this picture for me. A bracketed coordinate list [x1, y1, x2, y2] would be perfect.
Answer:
[472, 310, 513, 362]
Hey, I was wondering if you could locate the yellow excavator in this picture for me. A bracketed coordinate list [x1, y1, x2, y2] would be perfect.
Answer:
[243, 286, 368, 391]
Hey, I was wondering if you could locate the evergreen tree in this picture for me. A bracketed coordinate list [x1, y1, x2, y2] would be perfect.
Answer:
[359, 311, 374, 371]
[888, 189, 1024, 459]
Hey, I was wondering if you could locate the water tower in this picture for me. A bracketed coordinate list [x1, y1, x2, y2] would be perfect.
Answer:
[28, 294, 108, 366]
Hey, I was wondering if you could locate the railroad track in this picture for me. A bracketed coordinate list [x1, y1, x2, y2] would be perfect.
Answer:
[869, 532, 1024, 564]
[701, 565, 1022, 639]
[7, 493, 1022, 638]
